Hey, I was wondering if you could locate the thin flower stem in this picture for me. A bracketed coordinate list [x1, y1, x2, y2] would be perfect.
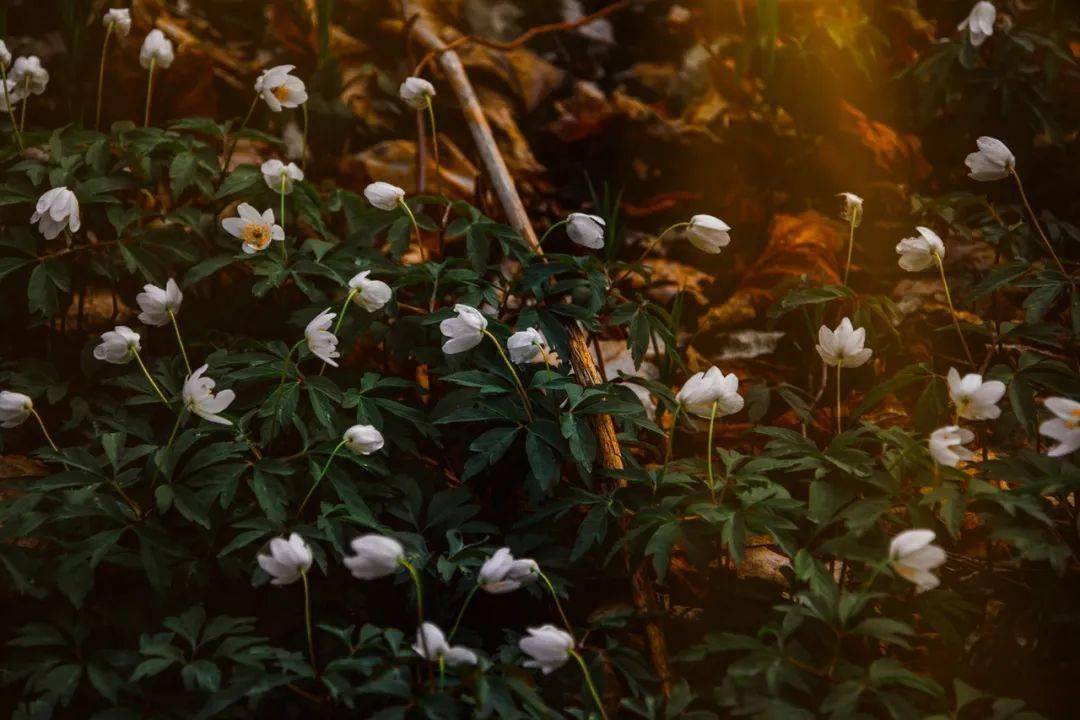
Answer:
[570, 650, 608, 720]
[843, 217, 856, 285]
[132, 349, 170, 406]
[835, 364, 843, 435]
[143, 59, 156, 127]
[934, 256, 975, 366]
[109, 479, 142, 516]
[447, 583, 480, 641]
[1010, 168, 1069, 282]
[658, 404, 681, 487]
[168, 310, 192, 375]
[400, 558, 435, 683]
[1, 64, 23, 149]
[425, 98, 441, 196]
[164, 410, 184, 450]
[319, 289, 358, 377]
[300, 569, 318, 672]
[19, 76, 30, 132]
[438, 656, 446, 691]
[278, 340, 305, 386]
[29, 408, 60, 455]
[95, 23, 114, 131]
[279, 174, 288, 264]
[398, 199, 427, 262]
[221, 95, 258, 172]
[538, 571, 574, 636]
[613, 221, 690, 286]
[706, 400, 719, 503]
[537, 219, 570, 249]
[297, 438, 347, 516]
[301, 103, 309, 173]
[483, 330, 534, 421]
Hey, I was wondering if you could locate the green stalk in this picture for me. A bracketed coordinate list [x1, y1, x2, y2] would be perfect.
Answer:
[538, 571, 574, 636]
[279, 173, 288, 264]
[706, 400, 719, 502]
[934, 255, 975, 366]
[164, 410, 184, 450]
[537, 219, 570, 249]
[447, 582, 480, 641]
[143, 58, 156, 127]
[168, 310, 192, 375]
[835, 364, 843, 435]
[301, 569, 318, 672]
[132, 349, 170, 406]
[1010, 167, 1069, 283]
[1, 63, 23, 149]
[425, 97, 440, 196]
[221, 94, 258, 172]
[613, 221, 690, 285]
[296, 438, 347, 516]
[319, 288, 358, 376]
[398, 198, 427, 262]
[843, 216, 856, 285]
[95, 23, 114, 130]
[29, 408, 60, 455]
[278, 340, 305, 386]
[19, 75, 30, 131]
[301, 103, 309, 173]
[483, 330, 534, 421]
[570, 650, 608, 720]
[658, 404, 682, 487]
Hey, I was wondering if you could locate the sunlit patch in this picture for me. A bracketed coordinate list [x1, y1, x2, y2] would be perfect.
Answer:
[242, 222, 270, 250]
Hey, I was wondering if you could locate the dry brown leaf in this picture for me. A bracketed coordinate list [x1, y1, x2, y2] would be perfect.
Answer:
[830, 100, 932, 182]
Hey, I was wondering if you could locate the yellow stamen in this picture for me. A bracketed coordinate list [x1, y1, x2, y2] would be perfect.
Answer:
[272, 85, 291, 102]
[242, 222, 271, 250]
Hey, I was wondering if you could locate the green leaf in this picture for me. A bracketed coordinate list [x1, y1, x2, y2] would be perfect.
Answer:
[170, 151, 198, 197]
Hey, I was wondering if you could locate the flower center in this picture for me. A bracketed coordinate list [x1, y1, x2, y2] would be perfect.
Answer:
[242, 222, 270, 250]
[272, 85, 291, 102]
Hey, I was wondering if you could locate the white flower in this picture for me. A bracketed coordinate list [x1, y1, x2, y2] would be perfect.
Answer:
[343, 424, 384, 455]
[507, 328, 547, 364]
[478, 547, 539, 594]
[364, 181, 406, 211]
[257, 533, 313, 586]
[964, 136, 1014, 182]
[221, 202, 284, 254]
[519, 625, 574, 675]
[838, 193, 863, 227]
[1039, 397, 1080, 458]
[182, 364, 236, 426]
[139, 30, 174, 70]
[261, 159, 304, 194]
[889, 529, 946, 593]
[412, 623, 478, 666]
[255, 64, 307, 112]
[566, 213, 605, 249]
[305, 309, 340, 367]
[399, 76, 436, 109]
[0, 79, 26, 112]
[30, 187, 80, 240]
[816, 318, 872, 368]
[686, 214, 731, 254]
[0, 391, 32, 428]
[895, 227, 945, 272]
[676, 367, 744, 419]
[282, 121, 306, 161]
[348, 271, 393, 312]
[958, 1, 996, 47]
[343, 534, 405, 580]
[929, 426, 976, 467]
[104, 8, 132, 37]
[10, 56, 49, 95]
[947, 368, 1006, 421]
[93, 326, 140, 365]
[135, 278, 183, 327]
[0, 41, 10, 69]
[440, 304, 488, 355]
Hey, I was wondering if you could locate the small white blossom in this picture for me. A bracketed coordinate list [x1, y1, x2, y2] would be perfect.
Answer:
[566, 213, 605, 249]
[30, 187, 80, 240]
[412, 623, 478, 666]
[399, 76, 436, 109]
[816, 318, 872, 368]
[895, 227, 945, 272]
[838, 193, 863, 227]
[261, 159, 303, 194]
[135, 278, 183, 327]
[440, 304, 488, 355]
[958, 1, 996, 47]
[929, 426, 976, 467]
[519, 625, 574, 675]
[348, 271, 393, 312]
[257, 533, 313, 586]
[507, 328, 547, 364]
[343, 424, 384, 455]
[93, 326, 140, 365]
[255, 65, 307, 112]
[889, 529, 946, 593]
[139, 30, 174, 69]
[676, 367, 744, 419]
[965, 136, 1015, 182]
[343, 534, 405, 580]
[182, 364, 236, 426]
[104, 8, 132, 38]
[0, 391, 32, 428]
[478, 547, 539, 594]
[9, 56, 49, 95]
[221, 202, 284, 254]
[1039, 397, 1080, 458]
[686, 214, 731, 254]
[947, 368, 1006, 421]
[364, 181, 406, 211]
[0, 41, 10, 69]
[305, 309, 340, 367]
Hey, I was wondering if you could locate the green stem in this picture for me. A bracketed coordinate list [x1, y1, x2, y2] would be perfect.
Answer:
[438, 655, 446, 690]
[570, 650, 608, 720]
[706, 400, 718, 503]
[143, 58, 155, 127]
[278, 340, 305, 386]
[320, 288, 358, 376]
[537, 219, 569, 249]
[538, 571, 574, 636]
[483, 330, 534, 421]
[164, 410, 184, 449]
[301, 103, 309, 173]
[398, 198, 427, 262]
[1, 64, 23, 149]
[279, 174, 288, 264]
[95, 23, 114, 131]
[934, 256, 975, 366]
[401, 557, 435, 685]
[296, 438, 347, 516]
[168, 310, 192, 375]
[613, 221, 690, 285]
[221, 94, 258, 172]
[132, 349, 170, 406]
[843, 217, 856, 285]
[19, 76, 29, 132]
[301, 569, 318, 672]
[448, 583, 481, 642]
[835, 364, 842, 435]
[29, 408, 60, 455]
[658, 404, 681, 488]
[425, 98, 441, 196]
[1010, 167, 1070, 283]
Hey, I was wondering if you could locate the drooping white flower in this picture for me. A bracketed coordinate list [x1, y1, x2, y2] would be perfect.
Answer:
[103, 8, 132, 38]
[399, 76, 436, 109]
[9, 56, 49, 95]
[507, 328, 547, 364]
[93, 326, 141, 365]
[364, 181, 406, 211]
[947, 368, 1006, 421]
[348, 271, 393, 312]
[889, 529, 946, 593]
[343, 424, 384, 455]
[182, 364, 236, 426]
[929, 426, 976, 467]
[305, 309, 340, 367]
[958, 1, 996, 47]
[261, 159, 304, 194]
[343, 534, 405, 580]
[964, 136, 1014, 182]
[1038, 397, 1080, 458]
[135, 278, 183, 327]
[676, 367, 744, 419]
[686, 214, 732, 254]
[478, 547, 539, 594]
[838, 193, 863, 227]
[566, 213, 605, 249]
[895, 227, 945, 272]
[0, 41, 10, 69]
[257, 533, 313, 586]
[440, 304, 488, 355]
[139, 30, 174, 70]
[221, 202, 284, 254]
[412, 623, 478, 666]
[816, 318, 872, 368]
[519, 625, 574, 675]
[30, 187, 80, 240]
[0, 391, 32, 428]
[0, 79, 26, 112]
[255, 64, 307, 112]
